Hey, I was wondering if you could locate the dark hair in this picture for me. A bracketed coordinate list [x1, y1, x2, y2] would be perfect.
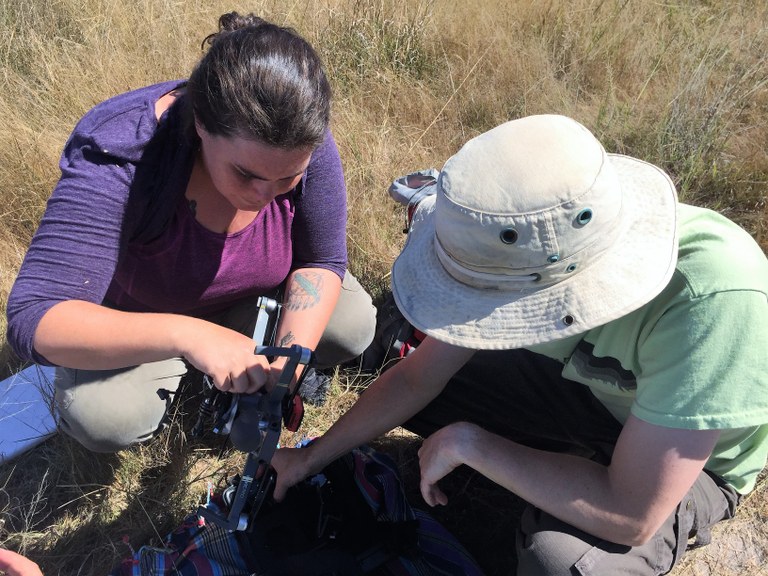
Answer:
[187, 13, 331, 149]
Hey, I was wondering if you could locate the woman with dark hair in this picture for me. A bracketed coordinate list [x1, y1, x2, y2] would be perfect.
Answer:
[6, 13, 376, 453]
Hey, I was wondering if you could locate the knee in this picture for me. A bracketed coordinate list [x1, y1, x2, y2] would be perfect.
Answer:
[516, 505, 649, 576]
[515, 506, 600, 576]
[54, 361, 185, 453]
[57, 396, 159, 453]
[517, 531, 591, 576]
[58, 413, 139, 453]
[316, 272, 376, 367]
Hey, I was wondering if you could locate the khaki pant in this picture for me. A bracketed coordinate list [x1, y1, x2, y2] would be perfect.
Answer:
[55, 272, 375, 453]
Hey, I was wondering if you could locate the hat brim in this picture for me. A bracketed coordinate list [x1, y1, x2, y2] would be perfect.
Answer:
[391, 154, 679, 350]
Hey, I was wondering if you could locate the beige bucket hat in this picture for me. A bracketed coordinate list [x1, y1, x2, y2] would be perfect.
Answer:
[391, 114, 679, 349]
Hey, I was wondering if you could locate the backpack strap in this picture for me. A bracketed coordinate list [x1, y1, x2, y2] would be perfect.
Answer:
[360, 292, 425, 373]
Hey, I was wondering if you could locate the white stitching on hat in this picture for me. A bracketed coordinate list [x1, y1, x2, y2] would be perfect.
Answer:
[434, 235, 539, 289]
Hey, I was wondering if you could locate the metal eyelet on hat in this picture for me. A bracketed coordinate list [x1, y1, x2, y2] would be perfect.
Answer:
[576, 208, 593, 226]
[562, 314, 575, 326]
[566, 264, 577, 273]
[547, 255, 559, 263]
[500, 228, 518, 244]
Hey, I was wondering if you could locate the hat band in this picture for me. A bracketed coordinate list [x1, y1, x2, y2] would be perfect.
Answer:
[434, 237, 540, 290]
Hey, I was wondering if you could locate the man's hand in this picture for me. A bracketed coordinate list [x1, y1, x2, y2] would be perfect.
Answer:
[270, 446, 320, 501]
[0, 549, 43, 576]
[418, 422, 478, 506]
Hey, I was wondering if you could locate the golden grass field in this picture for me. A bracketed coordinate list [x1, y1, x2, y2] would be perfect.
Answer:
[0, 0, 766, 574]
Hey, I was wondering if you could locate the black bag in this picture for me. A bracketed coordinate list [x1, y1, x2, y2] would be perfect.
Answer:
[240, 447, 419, 575]
[112, 445, 484, 576]
[360, 292, 425, 374]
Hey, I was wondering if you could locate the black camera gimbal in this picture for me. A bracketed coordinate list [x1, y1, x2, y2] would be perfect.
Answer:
[192, 297, 314, 532]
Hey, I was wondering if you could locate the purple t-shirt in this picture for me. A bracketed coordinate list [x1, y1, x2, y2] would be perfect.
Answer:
[6, 81, 348, 364]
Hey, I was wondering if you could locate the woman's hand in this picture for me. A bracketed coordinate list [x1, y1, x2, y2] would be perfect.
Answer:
[418, 422, 480, 507]
[0, 549, 43, 576]
[177, 320, 273, 394]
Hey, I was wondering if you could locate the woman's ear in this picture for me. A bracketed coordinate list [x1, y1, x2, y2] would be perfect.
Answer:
[194, 117, 206, 139]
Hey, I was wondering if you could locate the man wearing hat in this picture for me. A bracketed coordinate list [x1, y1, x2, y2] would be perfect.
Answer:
[273, 115, 768, 574]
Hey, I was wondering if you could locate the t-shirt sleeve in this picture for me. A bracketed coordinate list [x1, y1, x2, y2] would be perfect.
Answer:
[290, 130, 348, 280]
[5, 133, 132, 365]
[632, 288, 768, 429]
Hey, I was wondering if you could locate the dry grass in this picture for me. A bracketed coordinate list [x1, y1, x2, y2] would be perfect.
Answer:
[0, 0, 766, 574]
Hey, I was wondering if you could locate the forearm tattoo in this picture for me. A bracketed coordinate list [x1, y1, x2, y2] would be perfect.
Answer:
[279, 331, 295, 346]
[284, 271, 323, 311]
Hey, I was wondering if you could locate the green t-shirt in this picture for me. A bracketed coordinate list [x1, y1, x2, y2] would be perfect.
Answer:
[528, 204, 768, 493]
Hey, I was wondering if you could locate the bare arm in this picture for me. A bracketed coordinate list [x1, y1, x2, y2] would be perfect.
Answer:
[273, 268, 340, 350]
[271, 337, 476, 499]
[32, 270, 340, 393]
[418, 414, 720, 546]
[33, 300, 272, 394]
[268, 267, 340, 386]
